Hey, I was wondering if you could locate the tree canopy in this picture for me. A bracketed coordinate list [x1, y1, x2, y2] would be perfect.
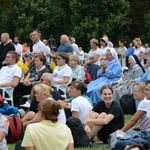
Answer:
[0, 0, 149, 50]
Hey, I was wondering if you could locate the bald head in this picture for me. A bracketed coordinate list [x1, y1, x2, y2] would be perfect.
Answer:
[1, 33, 10, 44]
[40, 73, 53, 86]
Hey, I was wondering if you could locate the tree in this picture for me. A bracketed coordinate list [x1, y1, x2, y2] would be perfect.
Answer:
[129, 0, 150, 42]
[69, 0, 131, 50]
[0, 0, 68, 44]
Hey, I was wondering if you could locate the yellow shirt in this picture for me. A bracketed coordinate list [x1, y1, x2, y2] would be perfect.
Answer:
[21, 120, 74, 150]
[50, 62, 56, 70]
[17, 61, 29, 74]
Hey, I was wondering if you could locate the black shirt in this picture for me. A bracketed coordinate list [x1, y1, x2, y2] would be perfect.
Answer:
[0, 43, 15, 68]
[92, 101, 124, 143]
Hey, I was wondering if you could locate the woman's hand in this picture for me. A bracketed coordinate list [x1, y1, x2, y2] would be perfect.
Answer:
[101, 59, 107, 69]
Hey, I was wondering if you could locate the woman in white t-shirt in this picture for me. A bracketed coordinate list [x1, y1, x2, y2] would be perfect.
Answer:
[58, 81, 93, 123]
[84, 39, 101, 68]
[83, 39, 101, 80]
[53, 53, 72, 93]
[133, 38, 145, 66]
[100, 36, 110, 60]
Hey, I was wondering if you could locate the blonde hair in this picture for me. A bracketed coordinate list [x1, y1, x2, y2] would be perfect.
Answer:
[134, 82, 145, 92]
[133, 38, 142, 46]
[31, 84, 53, 100]
[69, 54, 80, 64]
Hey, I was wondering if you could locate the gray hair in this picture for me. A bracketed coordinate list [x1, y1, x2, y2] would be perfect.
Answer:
[71, 37, 76, 43]
[43, 73, 54, 84]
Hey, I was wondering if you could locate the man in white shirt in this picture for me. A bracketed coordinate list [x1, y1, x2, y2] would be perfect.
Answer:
[0, 51, 22, 98]
[121, 82, 150, 132]
[32, 29, 46, 54]
[0, 51, 22, 88]
[14, 37, 23, 60]
[43, 39, 51, 64]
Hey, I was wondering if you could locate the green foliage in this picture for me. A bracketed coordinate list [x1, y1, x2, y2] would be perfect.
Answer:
[0, 0, 149, 49]
[69, 0, 130, 50]
[141, 12, 150, 43]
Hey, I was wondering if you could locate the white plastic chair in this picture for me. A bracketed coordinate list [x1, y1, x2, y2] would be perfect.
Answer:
[1, 87, 14, 106]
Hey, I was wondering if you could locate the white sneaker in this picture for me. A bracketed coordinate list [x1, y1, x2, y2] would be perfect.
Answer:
[20, 101, 30, 108]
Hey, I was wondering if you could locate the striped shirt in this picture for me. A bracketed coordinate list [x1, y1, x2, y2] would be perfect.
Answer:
[137, 99, 150, 131]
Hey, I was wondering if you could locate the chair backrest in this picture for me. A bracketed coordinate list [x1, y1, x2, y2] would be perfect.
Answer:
[1, 87, 14, 106]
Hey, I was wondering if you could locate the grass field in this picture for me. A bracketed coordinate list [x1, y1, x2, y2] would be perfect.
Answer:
[7, 115, 132, 150]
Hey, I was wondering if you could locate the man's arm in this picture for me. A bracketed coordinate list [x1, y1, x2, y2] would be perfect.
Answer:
[121, 110, 145, 132]
[0, 76, 20, 87]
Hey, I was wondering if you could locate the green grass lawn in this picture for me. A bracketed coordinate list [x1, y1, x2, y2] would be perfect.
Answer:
[8, 115, 132, 150]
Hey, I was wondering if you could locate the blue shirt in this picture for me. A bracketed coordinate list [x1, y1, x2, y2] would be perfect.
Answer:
[127, 47, 134, 56]
[58, 44, 73, 53]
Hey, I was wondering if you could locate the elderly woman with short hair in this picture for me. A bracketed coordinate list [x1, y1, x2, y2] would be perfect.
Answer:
[83, 39, 101, 80]
[69, 54, 85, 81]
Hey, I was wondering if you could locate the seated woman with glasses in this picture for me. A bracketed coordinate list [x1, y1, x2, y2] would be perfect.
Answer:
[21, 100, 74, 150]
[53, 53, 72, 94]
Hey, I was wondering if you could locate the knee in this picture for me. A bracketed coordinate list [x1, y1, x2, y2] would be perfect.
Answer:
[91, 112, 99, 119]
[23, 111, 35, 119]
[98, 112, 107, 118]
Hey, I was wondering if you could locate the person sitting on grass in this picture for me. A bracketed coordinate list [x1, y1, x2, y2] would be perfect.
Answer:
[22, 84, 66, 127]
[84, 85, 124, 144]
[58, 81, 93, 122]
[21, 100, 74, 150]
[121, 82, 150, 132]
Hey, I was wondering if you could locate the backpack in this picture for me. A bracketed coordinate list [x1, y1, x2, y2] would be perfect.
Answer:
[119, 94, 136, 115]
[6, 116, 24, 143]
[66, 117, 90, 148]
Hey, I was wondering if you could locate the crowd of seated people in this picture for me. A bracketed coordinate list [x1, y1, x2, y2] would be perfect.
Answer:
[1, 31, 150, 149]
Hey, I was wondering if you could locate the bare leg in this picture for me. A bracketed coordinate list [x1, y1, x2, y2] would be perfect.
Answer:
[84, 112, 99, 136]
[87, 113, 107, 138]
[22, 111, 35, 124]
